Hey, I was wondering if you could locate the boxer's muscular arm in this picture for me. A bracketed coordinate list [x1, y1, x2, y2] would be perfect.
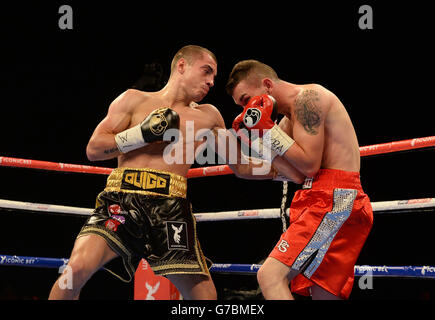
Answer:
[271, 117, 306, 183]
[203, 105, 267, 179]
[229, 133, 305, 183]
[281, 86, 331, 177]
[210, 106, 304, 183]
[220, 129, 275, 180]
[86, 90, 135, 161]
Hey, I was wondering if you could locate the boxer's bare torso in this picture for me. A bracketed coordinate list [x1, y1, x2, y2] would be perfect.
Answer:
[97, 89, 224, 177]
[278, 83, 360, 173]
[233, 82, 360, 177]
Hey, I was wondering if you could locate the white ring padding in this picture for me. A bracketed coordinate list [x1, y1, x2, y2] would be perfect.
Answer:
[0, 199, 91, 216]
[195, 208, 281, 222]
[0, 198, 434, 221]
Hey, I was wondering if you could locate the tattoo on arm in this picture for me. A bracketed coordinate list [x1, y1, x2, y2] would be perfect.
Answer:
[104, 147, 118, 154]
[294, 90, 322, 135]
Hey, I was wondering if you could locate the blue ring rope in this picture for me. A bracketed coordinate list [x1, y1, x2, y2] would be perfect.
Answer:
[0, 255, 68, 269]
[1, 255, 434, 278]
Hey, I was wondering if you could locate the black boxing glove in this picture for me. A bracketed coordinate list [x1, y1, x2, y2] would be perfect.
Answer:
[115, 107, 180, 154]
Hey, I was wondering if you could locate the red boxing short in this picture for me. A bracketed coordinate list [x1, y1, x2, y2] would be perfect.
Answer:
[269, 169, 373, 299]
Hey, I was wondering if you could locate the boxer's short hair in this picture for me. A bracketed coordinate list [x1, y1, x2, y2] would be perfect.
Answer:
[226, 60, 279, 96]
[170, 45, 217, 73]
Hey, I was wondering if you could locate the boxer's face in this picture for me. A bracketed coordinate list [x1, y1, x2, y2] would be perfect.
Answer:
[232, 79, 266, 108]
[182, 53, 217, 102]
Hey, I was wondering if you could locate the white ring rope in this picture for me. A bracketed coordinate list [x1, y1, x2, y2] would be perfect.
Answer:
[1, 197, 434, 222]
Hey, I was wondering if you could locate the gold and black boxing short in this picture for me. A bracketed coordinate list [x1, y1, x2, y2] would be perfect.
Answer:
[77, 167, 210, 282]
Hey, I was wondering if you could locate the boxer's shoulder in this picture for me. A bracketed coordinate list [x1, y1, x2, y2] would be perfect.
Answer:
[111, 89, 152, 113]
[189, 103, 225, 129]
[295, 84, 333, 105]
[194, 102, 218, 112]
[294, 84, 333, 117]
[188, 102, 219, 117]
[119, 88, 151, 101]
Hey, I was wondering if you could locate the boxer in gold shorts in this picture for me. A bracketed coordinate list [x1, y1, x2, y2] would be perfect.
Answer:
[49, 45, 252, 300]
[48, 45, 219, 300]
[78, 167, 208, 282]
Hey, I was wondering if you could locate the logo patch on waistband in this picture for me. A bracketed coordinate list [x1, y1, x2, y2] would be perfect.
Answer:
[121, 170, 170, 195]
[166, 221, 188, 251]
[302, 177, 313, 189]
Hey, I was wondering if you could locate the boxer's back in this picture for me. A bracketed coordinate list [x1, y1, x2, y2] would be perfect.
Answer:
[300, 84, 360, 172]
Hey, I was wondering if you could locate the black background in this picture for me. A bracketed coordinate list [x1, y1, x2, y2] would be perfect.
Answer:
[0, 1, 434, 300]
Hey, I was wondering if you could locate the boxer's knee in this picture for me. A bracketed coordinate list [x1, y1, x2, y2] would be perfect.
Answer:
[65, 255, 96, 289]
[257, 259, 290, 291]
[50, 256, 92, 299]
[258, 264, 279, 291]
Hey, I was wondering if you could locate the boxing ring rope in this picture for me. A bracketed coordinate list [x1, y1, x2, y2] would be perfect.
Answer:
[1, 197, 435, 221]
[1, 197, 435, 278]
[1, 135, 435, 284]
[1, 136, 434, 178]
[1, 254, 435, 279]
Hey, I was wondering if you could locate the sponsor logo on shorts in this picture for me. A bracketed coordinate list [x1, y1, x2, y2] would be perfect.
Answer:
[108, 204, 122, 215]
[105, 219, 121, 232]
[111, 215, 126, 224]
[121, 170, 170, 195]
[277, 239, 289, 253]
[166, 221, 188, 251]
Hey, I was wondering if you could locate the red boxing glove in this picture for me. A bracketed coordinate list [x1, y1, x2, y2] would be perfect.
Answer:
[242, 94, 277, 132]
[232, 94, 277, 146]
[232, 111, 245, 132]
[232, 112, 252, 147]
[232, 112, 278, 162]
[234, 94, 295, 157]
[232, 95, 280, 162]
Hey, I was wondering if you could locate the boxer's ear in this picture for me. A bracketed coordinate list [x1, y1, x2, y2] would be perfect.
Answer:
[177, 58, 187, 74]
[262, 78, 274, 93]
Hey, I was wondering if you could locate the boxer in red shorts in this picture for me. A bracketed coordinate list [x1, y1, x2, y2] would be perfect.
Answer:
[227, 60, 373, 299]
